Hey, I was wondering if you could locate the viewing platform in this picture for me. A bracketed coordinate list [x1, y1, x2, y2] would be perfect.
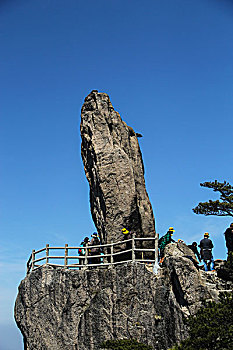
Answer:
[27, 234, 159, 274]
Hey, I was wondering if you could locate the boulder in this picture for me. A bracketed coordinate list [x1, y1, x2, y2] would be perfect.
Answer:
[80, 90, 155, 245]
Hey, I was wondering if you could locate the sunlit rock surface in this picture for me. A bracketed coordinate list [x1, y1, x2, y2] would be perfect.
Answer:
[80, 90, 155, 244]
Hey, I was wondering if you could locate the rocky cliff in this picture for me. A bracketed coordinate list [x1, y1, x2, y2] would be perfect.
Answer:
[14, 242, 233, 350]
[15, 92, 233, 349]
[80, 90, 155, 244]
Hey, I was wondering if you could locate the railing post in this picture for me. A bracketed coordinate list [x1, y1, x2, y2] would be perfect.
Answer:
[110, 241, 114, 265]
[64, 244, 68, 267]
[132, 233, 135, 262]
[27, 255, 31, 275]
[46, 244, 49, 264]
[32, 250, 35, 270]
[84, 246, 88, 266]
[155, 233, 159, 263]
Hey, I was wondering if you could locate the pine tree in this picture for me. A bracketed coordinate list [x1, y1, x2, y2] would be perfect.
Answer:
[193, 181, 233, 217]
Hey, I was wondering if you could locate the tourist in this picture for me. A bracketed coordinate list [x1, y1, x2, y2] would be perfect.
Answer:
[78, 241, 85, 267]
[199, 232, 214, 271]
[121, 228, 133, 261]
[158, 227, 175, 262]
[188, 242, 201, 262]
[82, 236, 91, 264]
[89, 232, 101, 265]
[224, 223, 233, 256]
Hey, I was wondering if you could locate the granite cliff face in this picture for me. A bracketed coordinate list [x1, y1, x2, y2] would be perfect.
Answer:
[14, 242, 233, 350]
[80, 90, 155, 244]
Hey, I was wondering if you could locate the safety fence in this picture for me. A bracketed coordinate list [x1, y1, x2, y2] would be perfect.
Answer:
[27, 234, 159, 274]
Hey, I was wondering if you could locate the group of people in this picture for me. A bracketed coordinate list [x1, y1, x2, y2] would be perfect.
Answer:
[78, 223, 233, 270]
[78, 228, 133, 266]
[78, 232, 102, 266]
[158, 223, 233, 271]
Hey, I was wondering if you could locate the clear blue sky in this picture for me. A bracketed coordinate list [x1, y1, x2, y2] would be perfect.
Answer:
[1, 0, 233, 348]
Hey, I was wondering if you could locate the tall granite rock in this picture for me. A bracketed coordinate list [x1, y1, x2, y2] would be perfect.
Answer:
[80, 90, 155, 244]
[14, 243, 233, 350]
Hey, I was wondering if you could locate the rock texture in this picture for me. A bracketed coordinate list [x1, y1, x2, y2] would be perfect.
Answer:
[80, 90, 155, 244]
[15, 243, 233, 350]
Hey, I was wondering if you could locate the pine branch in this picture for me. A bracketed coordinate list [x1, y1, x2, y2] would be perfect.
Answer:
[193, 200, 233, 217]
[193, 180, 233, 217]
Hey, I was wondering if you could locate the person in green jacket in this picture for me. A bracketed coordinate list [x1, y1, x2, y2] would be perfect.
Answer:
[158, 227, 175, 262]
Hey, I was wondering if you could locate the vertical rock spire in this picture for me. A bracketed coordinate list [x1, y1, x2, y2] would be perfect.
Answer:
[80, 90, 155, 244]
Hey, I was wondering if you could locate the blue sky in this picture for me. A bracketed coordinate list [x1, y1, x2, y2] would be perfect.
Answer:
[1, 0, 233, 348]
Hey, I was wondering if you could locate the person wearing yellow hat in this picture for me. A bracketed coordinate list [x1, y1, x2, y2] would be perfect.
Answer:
[158, 227, 175, 262]
[122, 228, 130, 235]
[121, 228, 132, 243]
[199, 232, 214, 271]
[121, 227, 133, 260]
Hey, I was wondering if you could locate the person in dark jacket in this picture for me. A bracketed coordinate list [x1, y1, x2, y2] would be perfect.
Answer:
[187, 241, 201, 269]
[121, 228, 133, 261]
[188, 242, 201, 262]
[89, 232, 101, 265]
[199, 232, 214, 271]
[122, 228, 132, 247]
[224, 223, 233, 255]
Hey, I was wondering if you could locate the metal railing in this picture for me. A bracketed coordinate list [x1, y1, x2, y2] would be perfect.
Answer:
[27, 233, 159, 274]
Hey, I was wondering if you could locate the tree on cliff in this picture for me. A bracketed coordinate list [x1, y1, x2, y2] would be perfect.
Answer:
[171, 292, 233, 350]
[192, 180, 233, 217]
